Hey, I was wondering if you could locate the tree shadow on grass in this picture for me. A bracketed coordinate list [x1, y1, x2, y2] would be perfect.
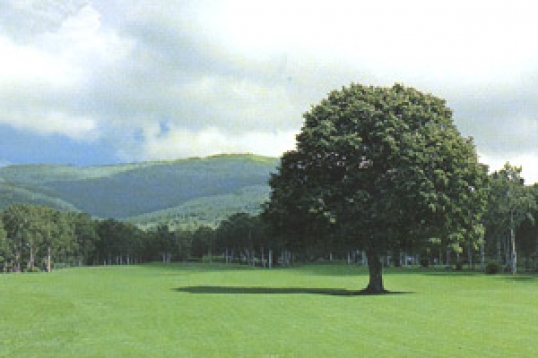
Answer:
[174, 286, 411, 296]
[500, 275, 538, 283]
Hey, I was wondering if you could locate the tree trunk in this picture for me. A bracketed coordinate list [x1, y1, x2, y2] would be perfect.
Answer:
[15, 247, 21, 273]
[467, 243, 473, 270]
[365, 250, 385, 293]
[510, 212, 517, 274]
[28, 244, 35, 271]
[503, 236, 506, 267]
[497, 237, 502, 264]
[480, 240, 485, 271]
[46, 245, 52, 273]
[535, 235, 538, 270]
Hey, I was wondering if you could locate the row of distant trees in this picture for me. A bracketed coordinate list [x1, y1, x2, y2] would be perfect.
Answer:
[0, 204, 277, 273]
[0, 161, 536, 274]
[422, 164, 538, 272]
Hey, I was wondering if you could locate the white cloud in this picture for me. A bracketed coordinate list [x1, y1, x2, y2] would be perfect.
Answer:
[0, 0, 536, 180]
[480, 152, 538, 185]
[0, 2, 131, 142]
[213, 0, 538, 84]
[118, 126, 297, 162]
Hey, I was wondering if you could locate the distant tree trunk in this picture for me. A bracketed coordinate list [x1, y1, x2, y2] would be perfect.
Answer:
[535, 236, 538, 270]
[497, 237, 502, 263]
[268, 249, 273, 269]
[15, 247, 21, 273]
[28, 244, 35, 271]
[46, 245, 52, 273]
[510, 212, 517, 274]
[480, 240, 485, 271]
[365, 250, 385, 293]
[504, 237, 510, 268]
[282, 250, 291, 267]
[467, 243, 473, 270]
[261, 246, 266, 268]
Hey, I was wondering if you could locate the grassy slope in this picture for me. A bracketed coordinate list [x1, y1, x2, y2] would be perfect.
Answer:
[1, 264, 537, 357]
[127, 185, 271, 229]
[0, 154, 278, 222]
[0, 180, 79, 212]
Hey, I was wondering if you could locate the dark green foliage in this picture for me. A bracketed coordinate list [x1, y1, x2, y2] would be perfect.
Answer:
[484, 164, 537, 274]
[419, 257, 430, 268]
[485, 262, 501, 274]
[264, 83, 488, 292]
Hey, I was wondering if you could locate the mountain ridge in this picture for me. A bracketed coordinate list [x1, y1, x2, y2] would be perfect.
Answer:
[0, 154, 279, 227]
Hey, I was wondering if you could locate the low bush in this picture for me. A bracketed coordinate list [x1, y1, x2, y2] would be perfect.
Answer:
[485, 262, 501, 275]
[419, 257, 429, 268]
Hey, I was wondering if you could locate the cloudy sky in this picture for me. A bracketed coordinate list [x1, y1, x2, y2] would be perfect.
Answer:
[1, 0, 537, 183]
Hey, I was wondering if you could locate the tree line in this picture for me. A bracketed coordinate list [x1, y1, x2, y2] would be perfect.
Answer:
[0, 204, 281, 272]
[0, 162, 535, 275]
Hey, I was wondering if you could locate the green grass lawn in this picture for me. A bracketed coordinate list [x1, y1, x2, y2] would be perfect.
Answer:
[1, 263, 537, 357]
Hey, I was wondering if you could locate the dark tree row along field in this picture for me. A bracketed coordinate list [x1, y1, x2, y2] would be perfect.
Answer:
[0, 205, 284, 272]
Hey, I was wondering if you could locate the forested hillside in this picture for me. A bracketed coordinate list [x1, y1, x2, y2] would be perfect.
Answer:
[0, 154, 278, 226]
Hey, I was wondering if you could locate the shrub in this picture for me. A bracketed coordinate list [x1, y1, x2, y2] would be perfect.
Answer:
[419, 257, 429, 268]
[485, 262, 501, 275]
[454, 261, 463, 271]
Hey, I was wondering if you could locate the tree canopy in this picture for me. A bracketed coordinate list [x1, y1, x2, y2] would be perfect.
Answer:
[264, 83, 488, 292]
[484, 163, 536, 273]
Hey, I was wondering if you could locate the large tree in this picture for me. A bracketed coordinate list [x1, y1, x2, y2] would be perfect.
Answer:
[264, 83, 488, 292]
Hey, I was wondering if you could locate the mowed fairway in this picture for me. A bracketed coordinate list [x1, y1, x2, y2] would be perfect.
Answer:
[1, 264, 537, 357]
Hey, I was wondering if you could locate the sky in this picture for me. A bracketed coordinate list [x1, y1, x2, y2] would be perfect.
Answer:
[0, 0, 537, 184]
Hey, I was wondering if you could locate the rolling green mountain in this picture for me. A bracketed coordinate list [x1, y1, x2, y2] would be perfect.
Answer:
[0, 154, 278, 227]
